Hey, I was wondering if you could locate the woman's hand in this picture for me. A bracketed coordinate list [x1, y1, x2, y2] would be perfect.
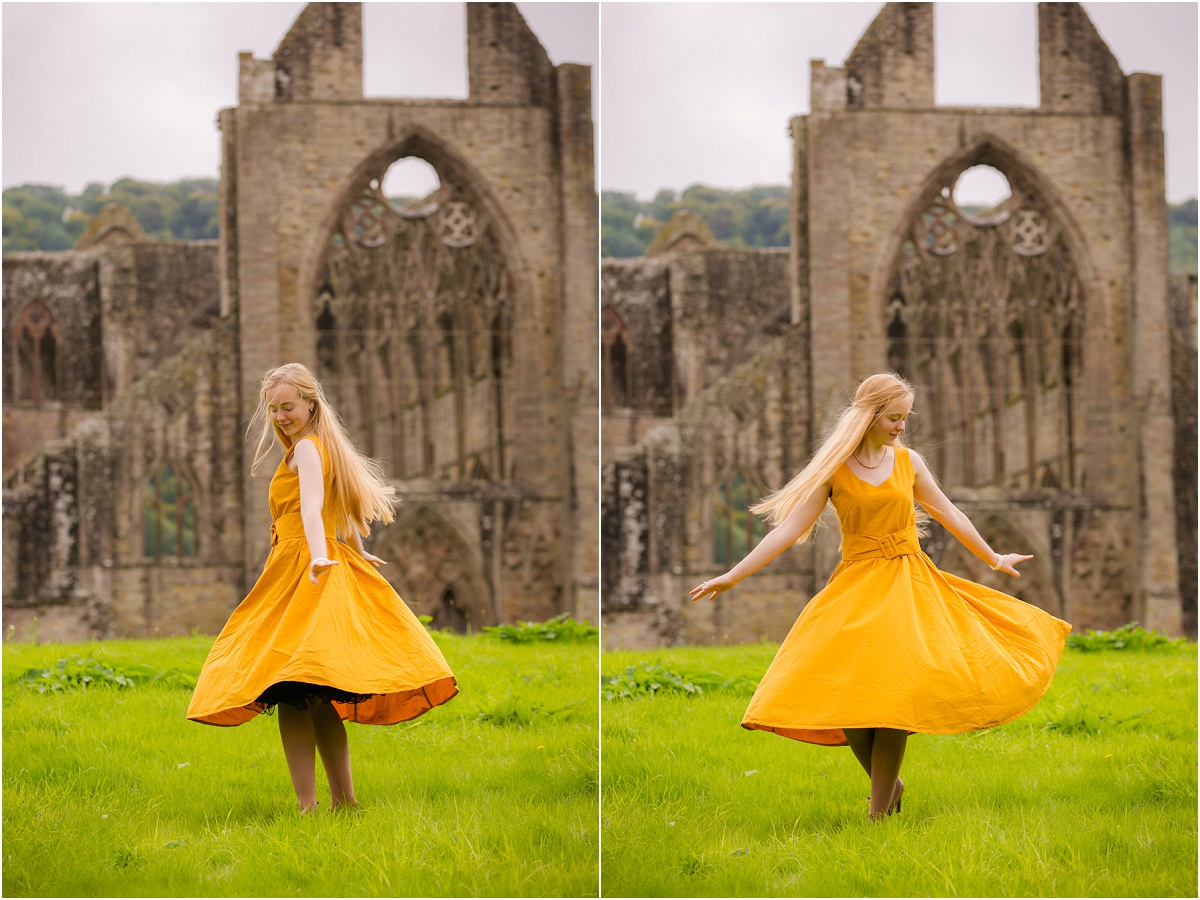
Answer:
[309, 557, 340, 584]
[360, 551, 387, 568]
[689, 572, 738, 603]
[994, 553, 1033, 577]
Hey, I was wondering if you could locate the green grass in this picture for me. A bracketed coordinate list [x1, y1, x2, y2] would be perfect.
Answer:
[601, 643, 1197, 898]
[3, 633, 598, 897]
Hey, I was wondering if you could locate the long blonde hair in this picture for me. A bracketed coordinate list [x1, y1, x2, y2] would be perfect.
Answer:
[249, 363, 397, 539]
[751, 372, 920, 541]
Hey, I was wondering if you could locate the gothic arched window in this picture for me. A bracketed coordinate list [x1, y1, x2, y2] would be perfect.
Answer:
[601, 305, 633, 410]
[142, 463, 198, 558]
[883, 160, 1084, 490]
[712, 470, 767, 567]
[14, 300, 61, 403]
[314, 153, 514, 484]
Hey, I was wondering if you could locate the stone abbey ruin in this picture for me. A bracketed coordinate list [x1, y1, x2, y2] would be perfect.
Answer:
[601, 2, 1196, 647]
[3, 2, 598, 640]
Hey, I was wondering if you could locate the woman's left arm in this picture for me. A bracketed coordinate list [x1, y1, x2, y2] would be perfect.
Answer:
[347, 529, 387, 568]
[909, 449, 1032, 578]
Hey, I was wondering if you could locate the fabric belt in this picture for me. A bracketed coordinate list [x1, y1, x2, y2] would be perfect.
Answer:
[270, 512, 336, 547]
[840, 526, 921, 562]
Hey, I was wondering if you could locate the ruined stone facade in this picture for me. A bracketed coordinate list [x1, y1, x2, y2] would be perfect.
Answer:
[3, 2, 597, 641]
[602, 2, 1195, 647]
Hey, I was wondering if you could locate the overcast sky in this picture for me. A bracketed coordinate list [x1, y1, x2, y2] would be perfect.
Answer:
[2, 2, 1194, 204]
[601, 2, 1198, 203]
[2, 2, 598, 195]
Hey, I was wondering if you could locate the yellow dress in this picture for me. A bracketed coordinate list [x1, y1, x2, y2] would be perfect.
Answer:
[187, 435, 458, 726]
[741, 446, 1070, 746]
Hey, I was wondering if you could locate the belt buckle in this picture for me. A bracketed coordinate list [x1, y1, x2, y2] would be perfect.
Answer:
[878, 534, 898, 559]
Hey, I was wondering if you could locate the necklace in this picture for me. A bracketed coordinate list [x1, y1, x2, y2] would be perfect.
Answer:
[853, 447, 888, 469]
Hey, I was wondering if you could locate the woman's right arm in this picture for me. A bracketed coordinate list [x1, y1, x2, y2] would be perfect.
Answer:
[690, 481, 832, 602]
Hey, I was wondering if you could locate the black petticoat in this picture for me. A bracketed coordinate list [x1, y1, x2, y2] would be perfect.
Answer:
[255, 680, 374, 713]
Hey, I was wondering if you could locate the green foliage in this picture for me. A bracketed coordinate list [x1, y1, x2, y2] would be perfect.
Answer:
[15, 653, 198, 693]
[472, 693, 585, 727]
[3, 178, 219, 252]
[1169, 198, 1197, 272]
[1065, 622, 1190, 652]
[601, 185, 790, 257]
[1032, 691, 1153, 736]
[601, 661, 758, 700]
[481, 612, 598, 644]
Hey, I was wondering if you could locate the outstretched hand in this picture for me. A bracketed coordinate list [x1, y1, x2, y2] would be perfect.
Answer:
[689, 572, 738, 603]
[995, 553, 1033, 577]
[360, 551, 388, 568]
[309, 557, 340, 584]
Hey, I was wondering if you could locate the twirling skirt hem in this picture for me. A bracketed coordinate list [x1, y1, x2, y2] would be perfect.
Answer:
[741, 661, 1066, 747]
[188, 675, 458, 727]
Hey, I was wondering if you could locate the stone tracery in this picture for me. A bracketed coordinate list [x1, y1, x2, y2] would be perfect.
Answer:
[314, 160, 516, 483]
[885, 165, 1084, 491]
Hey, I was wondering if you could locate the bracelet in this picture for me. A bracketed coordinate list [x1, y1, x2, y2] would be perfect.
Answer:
[989, 553, 1004, 571]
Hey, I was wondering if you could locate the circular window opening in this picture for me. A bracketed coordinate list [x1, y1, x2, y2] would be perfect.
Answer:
[382, 157, 441, 215]
[952, 165, 1012, 223]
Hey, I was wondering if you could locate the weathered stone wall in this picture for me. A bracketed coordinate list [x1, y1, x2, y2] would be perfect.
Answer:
[800, 2, 1174, 631]
[601, 1, 1190, 647]
[228, 2, 594, 626]
[1169, 272, 1197, 637]
[1, 2, 595, 640]
[601, 249, 791, 462]
[99, 242, 220, 397]
[2, 253, 104, 474]
[2, 243, 220, 479]
[3, 315, 244, 641]
[602, 325, 816, 648]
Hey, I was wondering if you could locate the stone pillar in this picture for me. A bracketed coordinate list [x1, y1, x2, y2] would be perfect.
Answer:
[1127, 72, 1181, 634]
[556, 61, 598, 623]
[789, 116, 809, 329]
[804, 110, 854, 428]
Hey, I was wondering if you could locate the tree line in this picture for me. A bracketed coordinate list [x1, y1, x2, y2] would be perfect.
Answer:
[604, 186, 1198, 273]
[3, 179, 1196, 272]
[3, 179, 219, 252]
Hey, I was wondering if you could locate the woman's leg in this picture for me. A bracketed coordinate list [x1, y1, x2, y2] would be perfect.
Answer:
[310, 700, 357, 808]
[843, 728, 875, 777]
[868, 727, 908, 818]
[278, 704, 318, 811]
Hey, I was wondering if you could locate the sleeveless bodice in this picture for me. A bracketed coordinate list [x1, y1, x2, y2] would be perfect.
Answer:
[267, 434, 336, 545]
[831, 445, 917, 537]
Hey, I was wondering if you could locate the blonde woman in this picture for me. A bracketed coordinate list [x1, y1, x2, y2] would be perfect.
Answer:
[690, 372, 1070, 819]
[188, 363, 458, 813]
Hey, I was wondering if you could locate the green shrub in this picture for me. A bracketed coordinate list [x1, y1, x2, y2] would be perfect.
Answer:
[472, 693, 585, 727]
[16, 653, 198, 693]
[1066, 622, 1191, 652]
[601, 661, 758, 700]
[482, 613, 598, 644]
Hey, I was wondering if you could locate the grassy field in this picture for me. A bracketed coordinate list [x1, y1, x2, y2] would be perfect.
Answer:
[3, 633, 598, 897]
[601, 643, 1197, 898]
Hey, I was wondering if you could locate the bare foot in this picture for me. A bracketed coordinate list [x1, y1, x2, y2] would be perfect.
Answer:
[299, 801, 320, 815]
